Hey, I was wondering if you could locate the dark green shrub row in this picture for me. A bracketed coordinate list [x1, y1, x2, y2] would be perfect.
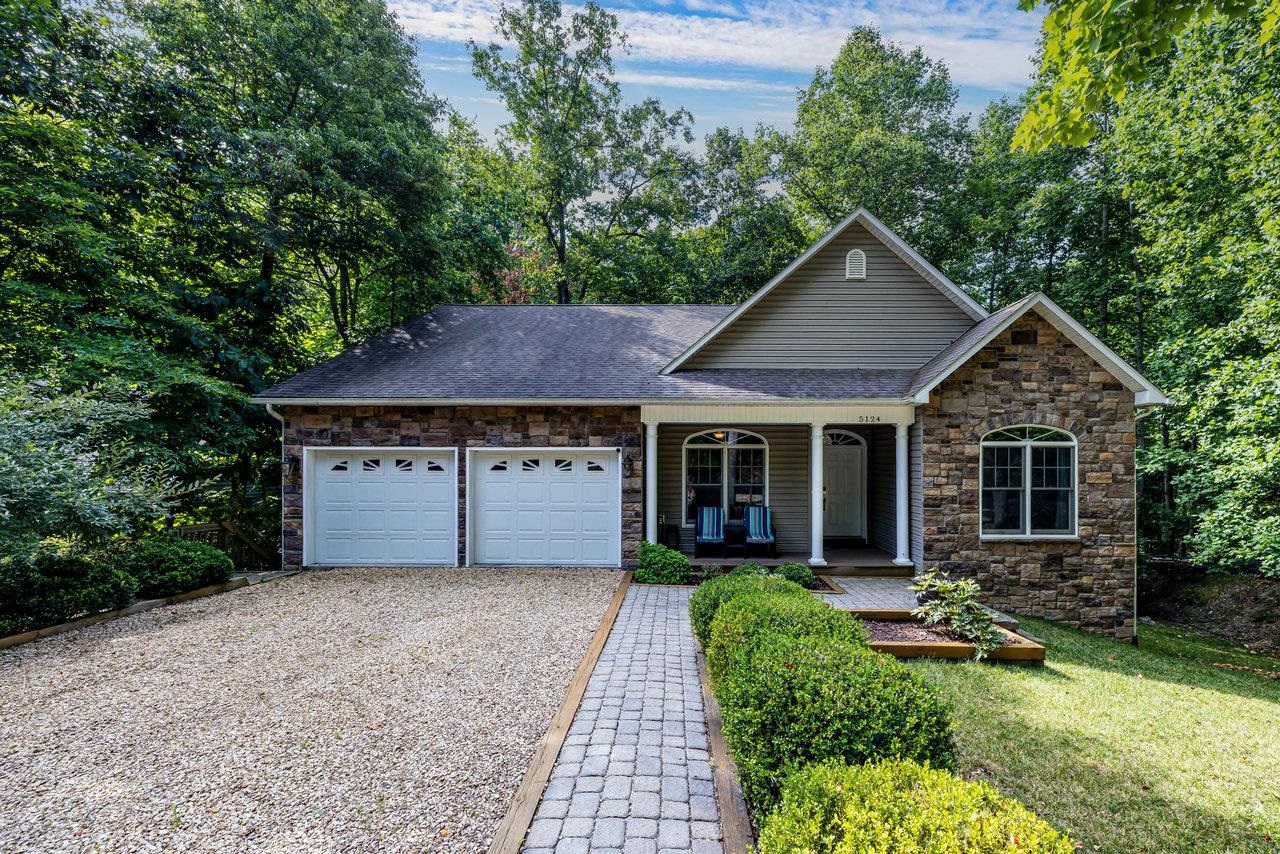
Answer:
[687, 573, 809, 647]
[758, 760, 1074, 853]
[635, 541, 691, 584]
[0, 535, 234, 636]
[727, 560, 816, 587]
[715, 633, 955, 813]
[705, 591, 868, 685]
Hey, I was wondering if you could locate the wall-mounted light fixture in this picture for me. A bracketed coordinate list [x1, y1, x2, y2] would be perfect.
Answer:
[285, 453, 301, 479]
[623, 453, 637, 477]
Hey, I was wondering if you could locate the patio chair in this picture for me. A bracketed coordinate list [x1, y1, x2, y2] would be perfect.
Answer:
[742, 505, 777, 558]
[694, 505, 726, 558]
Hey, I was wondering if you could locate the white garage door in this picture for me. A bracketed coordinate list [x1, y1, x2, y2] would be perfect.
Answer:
[470, 450, 621, 567]
[308, 450, 457, 566]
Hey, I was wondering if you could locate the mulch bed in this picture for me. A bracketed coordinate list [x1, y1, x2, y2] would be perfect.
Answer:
[864, 619, 1029, 647]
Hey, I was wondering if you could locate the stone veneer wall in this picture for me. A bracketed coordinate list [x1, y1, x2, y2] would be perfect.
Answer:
[280, 405, 643, 569]
[920, 314, 1138, 640]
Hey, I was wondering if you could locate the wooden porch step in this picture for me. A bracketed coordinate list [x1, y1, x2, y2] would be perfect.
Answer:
[823, 565, 913, 578]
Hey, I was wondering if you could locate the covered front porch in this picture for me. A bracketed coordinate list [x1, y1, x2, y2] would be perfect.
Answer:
[640, 403, 918, 570]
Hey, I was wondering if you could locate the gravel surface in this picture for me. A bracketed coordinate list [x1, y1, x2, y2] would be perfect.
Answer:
[0, 567, 620, 853]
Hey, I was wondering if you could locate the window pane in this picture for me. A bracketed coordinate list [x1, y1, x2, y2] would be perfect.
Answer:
[728, 448, 765, 520]
[686, 448, 723, 523]
[982, 446, 1023, 489]
[1031, 489, 1073, 533]
[1031, 446, 1072, 488]
[982, 488, 1024, 534]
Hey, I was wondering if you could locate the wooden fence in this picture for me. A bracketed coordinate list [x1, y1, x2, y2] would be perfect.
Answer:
[172, 521, 277, 573]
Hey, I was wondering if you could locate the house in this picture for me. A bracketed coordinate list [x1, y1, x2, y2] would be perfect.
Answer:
[254, 209, 1167, 640]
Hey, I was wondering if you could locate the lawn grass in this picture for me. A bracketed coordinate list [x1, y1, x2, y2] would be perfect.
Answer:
[907, 617, 1280, 853]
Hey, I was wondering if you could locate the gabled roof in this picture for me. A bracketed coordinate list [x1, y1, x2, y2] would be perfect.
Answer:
[252, 304, 915, 404]
[660, 208, 988, 374]
[906, 292, 1169, 406]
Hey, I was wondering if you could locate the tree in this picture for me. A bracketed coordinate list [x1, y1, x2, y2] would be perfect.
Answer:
[1015, 0, 1280, 150]
[471, 0, 696, 303]
[769, 28, 973, 272]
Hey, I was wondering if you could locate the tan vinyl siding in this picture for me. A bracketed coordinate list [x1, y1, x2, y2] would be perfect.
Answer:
[684, 223, 974, 370]
[657, 423, 810, 554]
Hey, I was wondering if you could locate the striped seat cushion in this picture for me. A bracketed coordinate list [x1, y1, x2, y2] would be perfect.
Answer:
[695, 506, 724, 542]
[743, 506, 774, 543]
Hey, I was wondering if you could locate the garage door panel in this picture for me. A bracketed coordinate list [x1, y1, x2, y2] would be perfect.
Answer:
[310, 451, 456, 566]
[472, 450, 620, 567]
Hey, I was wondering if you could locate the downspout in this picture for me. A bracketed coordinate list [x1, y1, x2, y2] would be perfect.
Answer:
[263, 404, 286, 571]
[1132, 405, 1158, 644]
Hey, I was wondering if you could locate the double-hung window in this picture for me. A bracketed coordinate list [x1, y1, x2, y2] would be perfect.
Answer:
[980, 426, 1076, 538]
[683, 430, 768, 524]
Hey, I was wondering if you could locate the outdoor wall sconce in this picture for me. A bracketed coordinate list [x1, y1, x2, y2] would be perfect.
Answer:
[285, 453, 300, 479]
[623, 453, 637, 477]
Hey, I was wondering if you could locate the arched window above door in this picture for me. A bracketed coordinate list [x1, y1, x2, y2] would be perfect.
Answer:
[682, 429, 768, 525]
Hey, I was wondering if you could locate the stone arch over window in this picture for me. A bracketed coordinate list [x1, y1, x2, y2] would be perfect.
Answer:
[980, 425, 1077, 539]
[682, 429, 768, 525]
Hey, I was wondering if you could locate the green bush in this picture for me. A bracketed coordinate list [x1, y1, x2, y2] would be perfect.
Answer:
[717, 634, 955, 814]
[635, 541, 691, 585]
[911, 568, 1003, 660]
[774, 561, 816, 587]
[729, 561, 769, 577]
[759, 760, 1074, 853]
[0, 539, 137, 636]
[706, 592, 869, 685]
[687, 573, 809, 647]
[118, 536, 234, 598]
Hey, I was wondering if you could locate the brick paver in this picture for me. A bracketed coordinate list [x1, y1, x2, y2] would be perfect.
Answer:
[820, 576, 918, 610]
[523, 585, 722, 854]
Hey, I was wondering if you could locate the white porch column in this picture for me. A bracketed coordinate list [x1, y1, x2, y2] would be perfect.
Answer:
[644, 421, 659, 543]
[893, 422, 913, 567]
[809, 422, 826, 567]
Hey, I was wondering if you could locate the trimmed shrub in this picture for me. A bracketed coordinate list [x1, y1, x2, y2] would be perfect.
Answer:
[0, 539, 137, 636]
[774, 561, 815, 587]
[729, 561, 769, 577]
[706, 592, 869, 685]
[687, 573, 809, 647]
[635, 541, 691, 585]
[758, 760, 1074, 853]
[717, 634, 955, 814]
[118, 536, 234, 599]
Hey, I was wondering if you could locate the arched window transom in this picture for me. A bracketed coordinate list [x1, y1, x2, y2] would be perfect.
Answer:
[682, 430, 768, 525]
[980, 425, 1076, 538]
[845, 248, 867, 280]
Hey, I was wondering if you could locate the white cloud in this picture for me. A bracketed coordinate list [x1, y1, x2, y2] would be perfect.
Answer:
[614, 69, 797, 93]
[389, 0, 1042, 92]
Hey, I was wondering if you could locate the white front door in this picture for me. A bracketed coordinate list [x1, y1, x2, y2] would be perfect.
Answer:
[470, 449, 621, 567]
[308, 449, 458, 566]
[823, 431, 866, 538]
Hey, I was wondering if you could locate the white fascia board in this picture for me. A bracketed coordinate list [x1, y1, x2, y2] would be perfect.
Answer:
[660, 208, 986, 375]
[251, 396, 911, 407]
[909, 293, 1170, 406]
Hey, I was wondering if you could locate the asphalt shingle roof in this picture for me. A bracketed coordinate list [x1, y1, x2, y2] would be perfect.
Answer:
[256, 304, 921, 403]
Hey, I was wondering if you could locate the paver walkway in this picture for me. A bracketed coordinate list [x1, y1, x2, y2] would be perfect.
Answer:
[820, 575, 918, 610]
[523, 585, 722, 854]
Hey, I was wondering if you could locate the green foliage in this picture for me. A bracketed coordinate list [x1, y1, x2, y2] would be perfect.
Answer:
[1016, 0, 1280, 150]
[773, 561, 816, 587]
[0, 539, 137, 636]
[758, 760, 1074, 853]
[634, 541, 691, 585]
[705, 592, 868, 685]
[686, 573, 809, 648]
[728, 561, 769, 577]
[715, 634, 955, 814]
[117, 536, 234, 599]
[910, 569, 1004, 660]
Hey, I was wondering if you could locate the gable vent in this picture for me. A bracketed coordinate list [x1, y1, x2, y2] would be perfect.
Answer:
[845, 248, 867, 280]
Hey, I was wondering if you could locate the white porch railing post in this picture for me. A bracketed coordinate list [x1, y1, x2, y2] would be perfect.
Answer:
[644, 422, 658, 544]
[893, 422, 913, 567]
[809, 423, 827, 567]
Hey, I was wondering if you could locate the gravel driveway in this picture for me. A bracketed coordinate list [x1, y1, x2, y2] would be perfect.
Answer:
[0, 567, 620, 853]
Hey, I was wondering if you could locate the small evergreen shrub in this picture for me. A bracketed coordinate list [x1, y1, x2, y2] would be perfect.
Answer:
[706, 592, 869, 685]
[758, 760, 1074, 853]
[119, 536, 234, 599]
[635, 541, 691, 585]
[716, 634, 955, 814]
[0, 539, 137, 636]
[774, 561, 816, 587]
[729, 561, 769, 577]
[687, 574, 809, 647]
[911, 568, 1003, 660]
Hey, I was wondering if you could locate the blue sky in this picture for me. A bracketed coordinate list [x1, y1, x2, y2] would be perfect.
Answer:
[389, 0, 1045, 138]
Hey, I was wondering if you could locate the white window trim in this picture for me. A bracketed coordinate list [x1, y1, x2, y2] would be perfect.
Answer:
[680, 429, 770, 528]
[301, 446, 460, 567]
[978, 426, 1078, 541]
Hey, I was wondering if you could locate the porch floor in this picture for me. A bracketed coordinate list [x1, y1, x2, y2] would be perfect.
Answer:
[685, 545, 907, 576]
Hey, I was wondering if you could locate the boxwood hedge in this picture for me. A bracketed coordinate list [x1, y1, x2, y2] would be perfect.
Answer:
[687, 574, 808, 647]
